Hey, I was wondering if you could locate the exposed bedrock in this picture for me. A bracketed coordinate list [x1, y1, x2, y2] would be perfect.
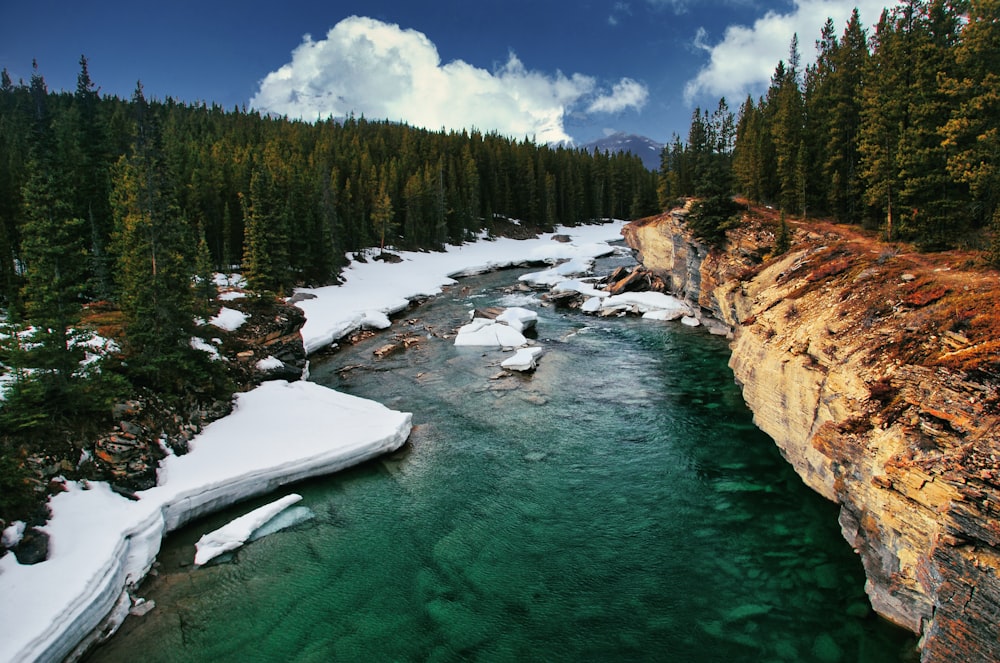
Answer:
[623, 206, 1000, 662]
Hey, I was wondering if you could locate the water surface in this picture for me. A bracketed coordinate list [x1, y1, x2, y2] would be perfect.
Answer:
[91, 266, 915, 662]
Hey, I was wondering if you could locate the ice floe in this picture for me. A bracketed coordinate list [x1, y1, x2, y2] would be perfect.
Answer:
[454, 319, 528, 348]
[194, 494, 303, 566]
[501, 346, 545, 372]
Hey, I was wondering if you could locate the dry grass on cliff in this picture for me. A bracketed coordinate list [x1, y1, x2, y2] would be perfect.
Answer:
[737, 205, 1000, 381]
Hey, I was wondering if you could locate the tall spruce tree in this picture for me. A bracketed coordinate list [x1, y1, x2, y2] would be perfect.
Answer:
[941, 0, 1000, 230]
[770, 36, 806, 215]
[824, 10, 868, 223]
[859, 7, 912, 239]
[73, 55, 114, 299]
[895, 0, 968, 249]
[241, 161, 290, 293]
[110, 82, 208, 394]
[7, 63, 90, 425]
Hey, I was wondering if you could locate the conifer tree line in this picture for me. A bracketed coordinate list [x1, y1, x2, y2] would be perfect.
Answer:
[660, 0, 1000, 256]
[0, 58, 659, 312]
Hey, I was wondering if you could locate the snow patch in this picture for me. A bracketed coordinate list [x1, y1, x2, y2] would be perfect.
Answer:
[495, 307, 538, 333]
[255, 356, 284, 371]
[209, 307, 249, 331]
[2, 520, 26, 547]
[190, 337, 221, 360]
[359, 310, 392, 330]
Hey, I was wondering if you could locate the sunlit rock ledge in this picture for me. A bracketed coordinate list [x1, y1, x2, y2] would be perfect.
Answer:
[0, 381, 412, 663]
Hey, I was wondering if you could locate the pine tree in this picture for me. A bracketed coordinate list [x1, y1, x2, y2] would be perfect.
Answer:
[859, 7, 911, 240]
[74, 55, 114, 299]
[940, 0, 1000, 228]
[10, 63, 90, 422]
[775, 212, 792, 254]
[828, 11, 868, 223]
[895, 0, 968, 249]
[687, 102, 739, 246]
[770, 37, 805, 214]
[371, 175, 395, 252]
[110, 82, 208, 394]
[241, 162, 289, 292]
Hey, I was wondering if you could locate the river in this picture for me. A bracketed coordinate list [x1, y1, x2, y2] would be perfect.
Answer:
[89, 262, 915, 662]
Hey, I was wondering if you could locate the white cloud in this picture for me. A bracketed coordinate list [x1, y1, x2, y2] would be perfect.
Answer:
[609, 2, 633, 25]
[683, 0, 890, 104]
[251, 16, 648, 144]
[587, 78, 649, 113]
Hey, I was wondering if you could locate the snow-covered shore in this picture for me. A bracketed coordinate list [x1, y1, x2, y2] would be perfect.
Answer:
[0, 382, 411, 662]
[0, 221, 630, 662]
[294, 223, 629, 354]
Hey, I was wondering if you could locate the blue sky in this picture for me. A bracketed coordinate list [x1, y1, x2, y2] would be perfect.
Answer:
[1, 0, 892, 144]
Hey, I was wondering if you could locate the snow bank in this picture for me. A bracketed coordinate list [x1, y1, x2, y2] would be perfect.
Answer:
[601, 291, 693, 317]
[519, 256, 597, 287]
[293, 221, 626, 354]
[0, 380, 412, 663]
[194, 494, 303, 566]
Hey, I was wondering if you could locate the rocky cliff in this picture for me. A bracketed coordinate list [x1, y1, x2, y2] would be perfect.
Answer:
[623, 204, 1000, 662]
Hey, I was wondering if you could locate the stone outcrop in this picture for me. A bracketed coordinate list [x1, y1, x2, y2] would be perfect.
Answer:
[623, 204, 1000, 662]
[220, 295, 308, 388]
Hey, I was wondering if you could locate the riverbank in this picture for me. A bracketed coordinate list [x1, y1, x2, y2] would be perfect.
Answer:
[0, 221, 632, 662]
[623, 203, 1000, 662]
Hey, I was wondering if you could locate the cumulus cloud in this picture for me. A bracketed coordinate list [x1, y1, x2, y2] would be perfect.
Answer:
[251, 16, 648, 144]
[683, 0, 889, 104]
[587, 78, 649, 113]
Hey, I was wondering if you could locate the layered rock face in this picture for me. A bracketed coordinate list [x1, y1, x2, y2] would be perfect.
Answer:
[624, 207, 1000, 662]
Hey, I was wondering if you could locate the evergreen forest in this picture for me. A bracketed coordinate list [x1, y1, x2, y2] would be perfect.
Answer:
[0, 58, 657, 520]
[659, 0, 1000, 258]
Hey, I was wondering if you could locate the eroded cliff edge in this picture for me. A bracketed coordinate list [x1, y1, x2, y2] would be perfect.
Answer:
[624, 204, 1000, 663]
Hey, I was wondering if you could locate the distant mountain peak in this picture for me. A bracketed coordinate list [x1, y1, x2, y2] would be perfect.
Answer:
[581, 133, 663, 171]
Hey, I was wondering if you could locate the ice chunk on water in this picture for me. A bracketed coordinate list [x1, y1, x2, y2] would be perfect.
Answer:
[501, 346, 544, 372]
[454, 319, 527, 348]
[247, 506, 314, 542]
[496, 307, 538, 333]
[194, 494, 303, 566]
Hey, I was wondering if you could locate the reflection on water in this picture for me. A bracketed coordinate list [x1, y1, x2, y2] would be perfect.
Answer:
[90, 266, 915, 662]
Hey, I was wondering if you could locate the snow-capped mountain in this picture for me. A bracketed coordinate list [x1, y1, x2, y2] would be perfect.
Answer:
[582, 132, 663, 171]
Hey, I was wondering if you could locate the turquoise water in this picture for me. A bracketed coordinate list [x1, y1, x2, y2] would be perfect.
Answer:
[90, 267, 915, 662]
